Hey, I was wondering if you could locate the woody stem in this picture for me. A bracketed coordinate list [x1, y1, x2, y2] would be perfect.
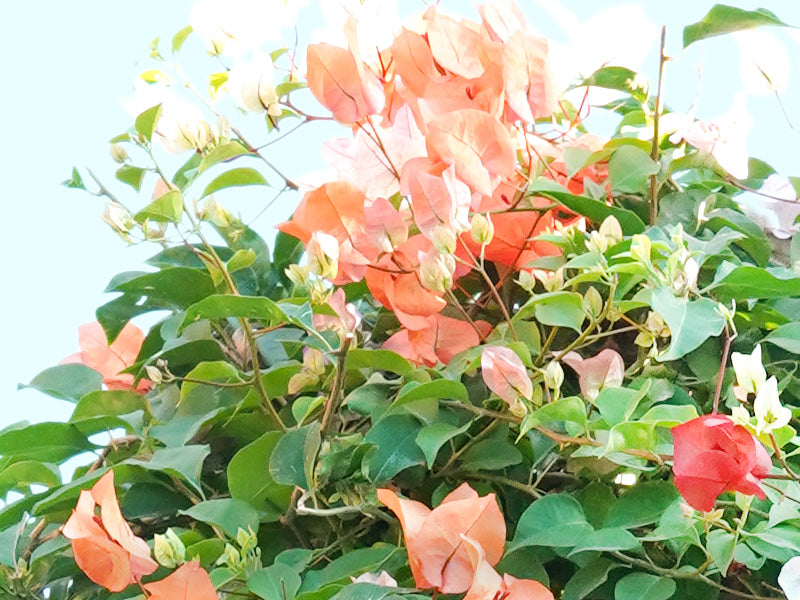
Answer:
[712, 324, 733, 415]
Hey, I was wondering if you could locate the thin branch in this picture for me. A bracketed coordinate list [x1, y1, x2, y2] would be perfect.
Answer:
[649, 25, 667, 225]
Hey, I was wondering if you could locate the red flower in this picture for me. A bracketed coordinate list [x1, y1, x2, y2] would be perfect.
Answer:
[671, 414, 771, 512]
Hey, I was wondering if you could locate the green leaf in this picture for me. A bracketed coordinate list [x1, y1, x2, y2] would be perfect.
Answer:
[0, 461, 60, 496]
[708, 265, 800, 301]
[638, 404, 698, 427]
[563, 557, 617, 600]
[684, 4, 790, 48]
[393, 380, 468, 407]
[181, 498, 259, 538]
[528, 396, 587, 428]
[199, 141, 253, 173]
[604, 422, 656, 455]
[569, 527, 640, 555]
[201, 167, 268, 197]
[529, 181, 646, 234]
[345, 349, 414, 377]
[228, 249, 257, 273]
[460, 424, 522, 471]
[172, 25, 193, 52]
[531, 292, 585, 332]
[70, 390, 147, 421]
[135, 104, 162, 142]
[63, 166, 86, 190]
[650, 287, 725, 361]
[21, 364, 103, 402]
[269, 423, 321, 490]
[300, 544, 400, 592]
[416, 421, 472, 468]
[512, 494, 593, 550]
[0, 422, 97, 463]
[135, 189, 183, 223]
[707, 529, 736, 576]
[182, 295, 287, 331]
[615, 573, 675, 600]
[365, 415, 425, 484]
[764, 322, 800, 354]
[579, 66, 648, 103]
[249, 563, 302, 600]
[115, 165, 146, 191]
[608, 146, 659, 194]
[109, 267, 215, 309]
[228, 432, 293, 521]
[594, 385, 649, 426]
[604, 481, 679, 528]
[127, 445, 210, 496]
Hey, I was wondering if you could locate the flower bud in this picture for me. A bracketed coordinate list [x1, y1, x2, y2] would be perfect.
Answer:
[470, 213, 494, 245]
[543, 360, 564, 400]
[630, 234, 652, 264]
[583, 286, 603, 319]
[303, 348, 326, 376]
[599, 215, 623, 245]
[144, 365, 163, 385]
[228, 55, 280, 114]
[516, 270, 536, 292]
[586, 230, 609, 254]
[109, 143, 128, 163]
[418, 251, 454, 294]
[532, 268, 564, 292]
[307, 231, 340, 280]
[431, 225, 457, 255]
[285, 264, 311, 288]
[154, 528, 186, 568]
[102, 202, 136, 240]
[236, 527, 258, 553]
[200, 197, 234, 228]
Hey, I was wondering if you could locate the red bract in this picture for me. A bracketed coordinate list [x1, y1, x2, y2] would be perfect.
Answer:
[62, 322, 150, 393]
[62, 471, 158, 592]
[377, 483, 506, 594]
[671, 414, 772, 512]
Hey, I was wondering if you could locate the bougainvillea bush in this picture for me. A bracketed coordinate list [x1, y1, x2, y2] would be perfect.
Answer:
[6, 2, 800, 599]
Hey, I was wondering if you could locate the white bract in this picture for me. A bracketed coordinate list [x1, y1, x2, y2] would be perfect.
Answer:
[779, 556, 800, 600]
[754, 376, 791, 436]
[228, 54, 281, 116]
[731, 345, 767, 395]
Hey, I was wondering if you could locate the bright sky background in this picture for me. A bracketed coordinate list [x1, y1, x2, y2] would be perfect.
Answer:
[4, 0, 800, 432]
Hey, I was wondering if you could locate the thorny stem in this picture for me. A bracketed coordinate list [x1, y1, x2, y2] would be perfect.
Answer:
[321, 335, 352, 432]
[712, 324, 734, 415]
[649, 25, 667, 226]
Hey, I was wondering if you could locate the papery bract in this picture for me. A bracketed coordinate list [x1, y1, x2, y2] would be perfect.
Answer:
[779, 556, 800, 600]
[731, 344, 767, 395]
[364, 197, 408, 253]
[142, 561, 217, 600]
[502, 31, 557, 122]
[481, 346, 532, 406]
[62, 322, 150, 393]
[671, 414, 772, 512]
[753, 376, 791, 436]
[376, 483, 506, 594]
[383, 314, 489, 367]
[462, 536, 554, 600]
[62, 471, 158, 592]
[401, 159, 472, 238]
[561, 348, 624, 401]
[307, 42, 384, 124]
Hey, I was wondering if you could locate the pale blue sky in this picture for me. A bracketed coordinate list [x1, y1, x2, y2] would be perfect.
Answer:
[3, 0, 800, 430]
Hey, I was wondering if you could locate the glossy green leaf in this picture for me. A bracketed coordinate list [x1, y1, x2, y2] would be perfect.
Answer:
[182, 295, 287, 331]
[393, 379, 468, 408]
[416, 421, 472, 468]
[345, 349, 414, 376]
[579, 66, 648, 102]
[269, 423, 321, 490]
[604, 481, 679, 528]
[21, 364, 103, 402]
[708, 264, 800, 301]
[135, 189, 183, 223]
[650, 287, 725, 361]
[684, 4, 790, 48]
[135, 104, 162, 142]
[638, 404, 698, 427]
[199, 141, 253, 173]
[532, 292, 585, 332]
[300, 544, 401, 592]
[365, 415, 425, 484]
[512, 494, 593, 550]
[0, 461, 60, 496]
[764, 322, 800, 354]
[594, 385, 648, 426]
[228, 432, 293, 520]
[127, 445, 210, 496]
[181, 498, 260, 538]
[201, 167, 268, 197]
[707, 529, 736, 576]
[615, 573, 675, 600]
[608, 146, 659, 194]
[0, 422, 97, 463]
[563, 557, 617, 600]
[249, 563, 302, 600]
[115, 165, 146, 191]
[70, 390, 147, 421]
[569, 527, 640, 555]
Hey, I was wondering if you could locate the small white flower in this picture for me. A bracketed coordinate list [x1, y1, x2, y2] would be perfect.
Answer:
[307, 231, 340, 280]
[731, 405, 751, 427]
[731, 345, 767, 395]
[754, 376, 792, 436]
[779, 556, 800, 600]
[228, 54, 279, 114]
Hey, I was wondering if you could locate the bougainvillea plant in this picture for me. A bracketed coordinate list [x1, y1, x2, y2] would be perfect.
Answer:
[5, 2, 800, 599]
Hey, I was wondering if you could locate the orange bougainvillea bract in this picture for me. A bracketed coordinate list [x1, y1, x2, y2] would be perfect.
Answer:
[376, 482, 506, 594]
[62, 470, 158, 591]
[62, 321, 150, 393]
[142, 560, 217, 600]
